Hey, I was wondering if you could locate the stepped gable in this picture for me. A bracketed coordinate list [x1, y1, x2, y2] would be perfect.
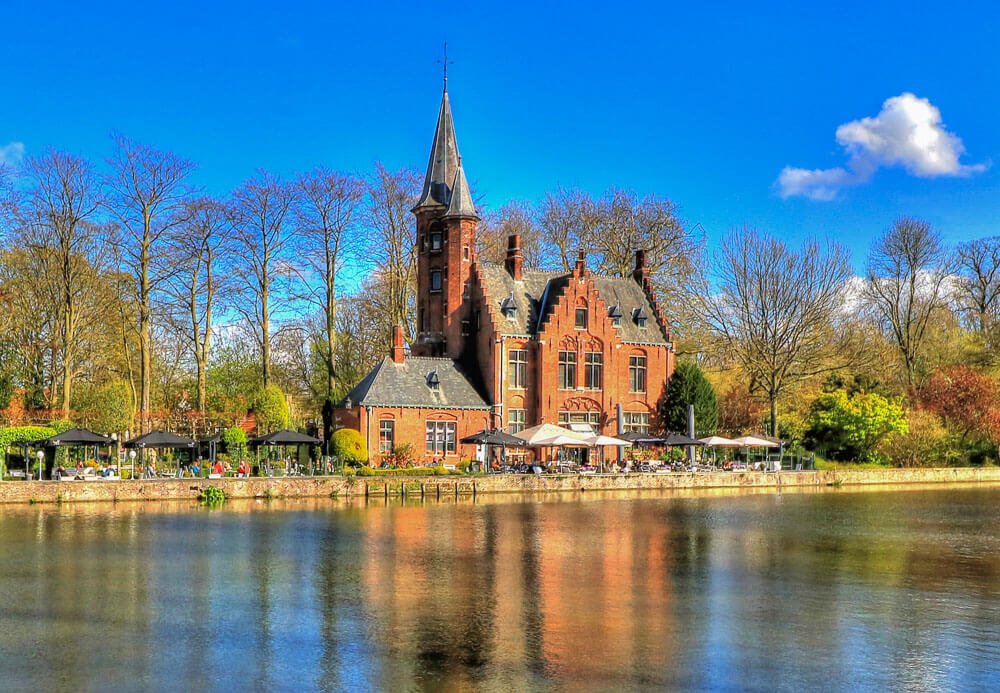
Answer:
[476, 264, 560, 335]
[476, 262, 670, 345]
[340, 356, 489, 409]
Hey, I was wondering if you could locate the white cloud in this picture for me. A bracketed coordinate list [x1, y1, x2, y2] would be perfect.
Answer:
[0, 141, 24, 167]
[777, 93, 986, 200]
[776, 166, 852, 201]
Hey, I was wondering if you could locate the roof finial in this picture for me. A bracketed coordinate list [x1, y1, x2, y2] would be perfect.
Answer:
[438, 41, 453, 92]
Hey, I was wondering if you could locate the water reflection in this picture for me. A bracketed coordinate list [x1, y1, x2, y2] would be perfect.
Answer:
[0, 487, 997, 690]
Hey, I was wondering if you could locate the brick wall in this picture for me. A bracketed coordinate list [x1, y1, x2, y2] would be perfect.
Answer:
[359, 405, 491, 466]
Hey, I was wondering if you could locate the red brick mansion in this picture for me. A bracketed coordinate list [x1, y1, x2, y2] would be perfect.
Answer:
[337, 87, 676, 463]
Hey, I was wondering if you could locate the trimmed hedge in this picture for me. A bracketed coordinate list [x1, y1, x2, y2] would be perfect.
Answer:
[357, 465, 462, 477]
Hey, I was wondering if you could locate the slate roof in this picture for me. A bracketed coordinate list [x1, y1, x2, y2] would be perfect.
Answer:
[341, 356, 490, 409]
[444, 164, 477, 218]
[477, 262, 670, 345]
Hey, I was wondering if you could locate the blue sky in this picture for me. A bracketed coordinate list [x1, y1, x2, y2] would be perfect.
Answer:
[3, 1, 998, 272]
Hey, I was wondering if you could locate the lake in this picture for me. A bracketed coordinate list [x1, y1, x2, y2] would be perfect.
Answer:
[0, 485, 998, 691]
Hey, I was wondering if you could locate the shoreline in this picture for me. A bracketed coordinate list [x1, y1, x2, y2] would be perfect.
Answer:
[1, 466, 998, 505]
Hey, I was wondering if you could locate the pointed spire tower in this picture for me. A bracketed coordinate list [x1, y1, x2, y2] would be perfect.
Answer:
[412, 82, 479, 359]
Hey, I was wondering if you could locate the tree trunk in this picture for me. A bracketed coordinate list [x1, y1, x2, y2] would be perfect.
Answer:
[261, 281, 270, 388]
[769, 395, 778, 438]
[60, 304, 73, 413]
[326, 274, 336, 398]
[140, 232, 152, 432]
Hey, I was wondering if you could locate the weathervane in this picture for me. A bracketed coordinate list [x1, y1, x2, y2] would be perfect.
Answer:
[438, 41, 454, 91]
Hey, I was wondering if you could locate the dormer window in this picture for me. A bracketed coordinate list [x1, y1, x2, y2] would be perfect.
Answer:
[501, 293, 517, 320]
[633, 307, 648, 328]
[608, 304, 623, 327]
[426, 370, 441, 390]
[430, 232, 443, 251]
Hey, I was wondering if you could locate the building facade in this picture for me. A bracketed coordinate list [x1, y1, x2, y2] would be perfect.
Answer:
[338, 86, 676, 464]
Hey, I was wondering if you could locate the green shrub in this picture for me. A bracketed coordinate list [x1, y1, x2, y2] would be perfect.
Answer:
[198, 486, 226, 506]
[48, 419, 75, 434]
[0, 425, 57, 476]
[332, 428, 368, 466]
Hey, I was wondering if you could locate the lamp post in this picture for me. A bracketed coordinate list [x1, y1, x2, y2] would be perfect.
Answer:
[36, 449, 44, 481]
[129, 450, 136, 480]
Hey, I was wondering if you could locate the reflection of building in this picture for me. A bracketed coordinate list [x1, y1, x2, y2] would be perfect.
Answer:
[338, 86, 675, 464]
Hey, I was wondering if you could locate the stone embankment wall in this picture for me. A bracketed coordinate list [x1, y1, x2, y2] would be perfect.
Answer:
[1, 467, 999, 505]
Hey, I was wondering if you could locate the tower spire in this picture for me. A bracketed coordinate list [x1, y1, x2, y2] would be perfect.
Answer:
[413, 81, 462, 212]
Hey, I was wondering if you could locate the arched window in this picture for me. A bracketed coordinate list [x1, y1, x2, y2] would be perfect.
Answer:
[629, 351, 647, 393]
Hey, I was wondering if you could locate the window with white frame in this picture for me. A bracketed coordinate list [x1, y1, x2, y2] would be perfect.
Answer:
[509, 349, 527, 389]
[622, 412, 649, 434]
[379, 419, 395, 453]
[558, 351, 577, 389]
[508, 409, 526, 434]
[629, 354, 647, 393]
[425, 420, 456, 455]
[584, 352, 602, 389]
[558, 411, 601, 428]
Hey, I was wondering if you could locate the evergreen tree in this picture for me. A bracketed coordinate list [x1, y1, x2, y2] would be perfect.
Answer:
[661, 361, 718, 435]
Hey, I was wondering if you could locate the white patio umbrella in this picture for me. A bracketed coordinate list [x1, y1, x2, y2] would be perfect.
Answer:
[586, 434, 633, 447]
[698, 435, 743, 447]
[698, 435, 743, 466]
[733, 435, 782, 471]
[732, 435, 780, 448]
[514, 423, 591, 447]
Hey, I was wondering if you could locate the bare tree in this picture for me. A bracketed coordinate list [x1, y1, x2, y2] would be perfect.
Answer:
[955, 236, 1000, 358]
[477, 200, 543, 267]
[294, 168, 364, 400]
[538, 188, 598, 271]
[364, 163, 420, 342]
[106, 135, 194, 430]
[865, 217, 953, 390]
[700, 226, 852, 435]
[16, 150, 105, 412]
[229, 170, 297, 387]
[163, 197, 230, 411]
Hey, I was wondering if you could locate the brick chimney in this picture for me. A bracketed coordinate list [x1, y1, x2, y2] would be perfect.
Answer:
[391, 324, 406, 364]
[632, 249, 648, 283]
[505, 233, 523, 280]
[573, 249, 586, 277]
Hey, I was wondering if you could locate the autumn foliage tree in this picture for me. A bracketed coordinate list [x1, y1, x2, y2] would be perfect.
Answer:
[919, 366, 1000, 445]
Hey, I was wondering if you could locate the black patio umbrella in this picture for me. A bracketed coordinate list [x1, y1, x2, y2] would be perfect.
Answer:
[247, 429, 321, 447]
[460, 429, 527, 446]
[247, 429, 321, 475]
[461, 429, 527, 472]
[661, 433, 707, 446]
[123, 431, 196, 477]
[616, 431, 667, 445]
[123, 431, 196, 448]
[36, 428, 115, 480]
[43, 428, 114, 446]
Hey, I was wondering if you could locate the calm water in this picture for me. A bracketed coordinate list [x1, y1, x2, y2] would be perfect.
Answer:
[0, 486, 998, 691]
